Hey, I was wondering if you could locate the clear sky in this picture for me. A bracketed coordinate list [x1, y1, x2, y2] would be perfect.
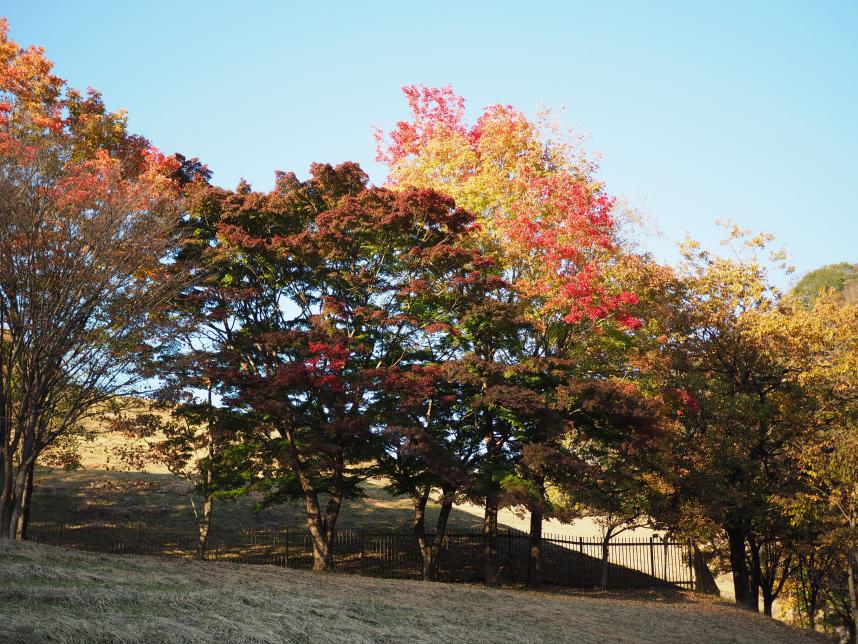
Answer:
[5, 1, 857, 282]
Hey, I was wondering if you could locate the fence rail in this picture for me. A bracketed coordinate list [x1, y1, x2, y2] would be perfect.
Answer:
[26, 521, 697, 590]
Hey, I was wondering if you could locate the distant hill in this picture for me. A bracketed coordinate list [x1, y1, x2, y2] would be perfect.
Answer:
[792, 262, 858, 306]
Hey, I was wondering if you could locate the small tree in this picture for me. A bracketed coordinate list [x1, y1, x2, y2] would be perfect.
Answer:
[110, 393, 250, 558]
[556, 379, 666, 588]
[752, 291, 858, 636]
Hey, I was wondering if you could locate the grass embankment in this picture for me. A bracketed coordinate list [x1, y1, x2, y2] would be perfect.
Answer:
[0, 539, 822, 644]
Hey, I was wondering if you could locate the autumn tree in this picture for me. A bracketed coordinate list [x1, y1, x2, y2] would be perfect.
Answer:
[375, 85, 640, 585]
[207, 164, 491, 572]
[767, 292, 858, 639]
[0, 20, 186, 539]
[104, 154, 261, 559]
[110, 393, 251, 558]
[376, 247, 518, 581]
[650, 226, 823, 612]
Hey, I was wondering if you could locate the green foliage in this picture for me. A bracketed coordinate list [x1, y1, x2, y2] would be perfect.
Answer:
[792, 262, 858, 307]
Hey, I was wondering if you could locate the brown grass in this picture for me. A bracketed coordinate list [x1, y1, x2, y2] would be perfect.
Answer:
[0, 539, 823, 644]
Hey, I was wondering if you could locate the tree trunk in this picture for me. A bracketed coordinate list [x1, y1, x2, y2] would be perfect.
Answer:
[848, 545, 857, 644]
[483, 492, 500, 586]
[600, 535, 611, 589]
[7, 458, 35, 540]
[413, 489, 454, 582]
[412, 488, 430, 578]
[14, 465, 33, 540]
[0, 445, 14, 537]
[305, 494, 334, 572]
[749, 535, 762, 614]
[526, 495, 543, 589]
[762, 589, 774, 617]
[726, 524, 757, 612]
[693, 547, 720, 595]
[427, 494, 453, 581]
[195, 410, 216, 560]
[196, 493, 213, 560]
[288, 429, 336, 572]
[797, 553, 819, 631]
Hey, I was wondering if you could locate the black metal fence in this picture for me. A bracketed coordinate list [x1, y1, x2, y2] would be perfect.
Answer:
[26, 521, 697, 590]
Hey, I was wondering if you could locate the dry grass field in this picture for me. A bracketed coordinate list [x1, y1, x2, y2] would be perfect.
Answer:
[0, 539, 823, 644]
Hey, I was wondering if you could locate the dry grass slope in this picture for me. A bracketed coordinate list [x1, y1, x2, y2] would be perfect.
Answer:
[0, 540, 821, 644]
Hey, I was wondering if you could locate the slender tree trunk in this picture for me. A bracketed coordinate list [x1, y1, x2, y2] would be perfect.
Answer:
[798, 554, 818, 631]
[726, 524, 757, 612]
[8, 457, 34, 540]
[196, 421, 216, 560]
[14, 465, 33, 540]
[749, 535, 762, 614]
[760, 548, 790, 618]
[287, 428, 335, 572]
[848, 545, 857, 644]
[427, 494, 454, 581]
[0, 445, 13, 536]
[412, 488, 430, 578]
[483, 491, 500, 586]
[324, 493, 342, 545]
[412, 488, 455, 581]
[481, 405, 501, 588]
[196, 493, 213, 559]
[600, 532, 612, 589]
[526, 476, 545, 589]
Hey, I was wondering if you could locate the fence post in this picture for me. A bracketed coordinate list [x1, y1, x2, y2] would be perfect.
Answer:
[285, 527, 290, 568]
[507, 528, 513, 570]
[687, 539, 695, 589]
[272, 530, 277, 567]
[649, 536, 656, 577]
[379, 533, 385, 576]
[360, 529, 365, 574]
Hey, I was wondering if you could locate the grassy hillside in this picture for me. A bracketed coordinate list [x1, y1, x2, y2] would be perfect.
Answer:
[0, 540, 821, 644]
[30, 467, 487, 532]
[34, 410, 660, 539]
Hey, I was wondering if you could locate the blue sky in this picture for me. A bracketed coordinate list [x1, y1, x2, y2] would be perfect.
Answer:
[6, 1, 857, 283]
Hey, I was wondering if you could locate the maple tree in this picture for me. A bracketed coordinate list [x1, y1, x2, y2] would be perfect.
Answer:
[376, 251, 517, 581]
[375, 85, 642, 585]
[202, 163, 501, 572]
[0, 19, 187, 539]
